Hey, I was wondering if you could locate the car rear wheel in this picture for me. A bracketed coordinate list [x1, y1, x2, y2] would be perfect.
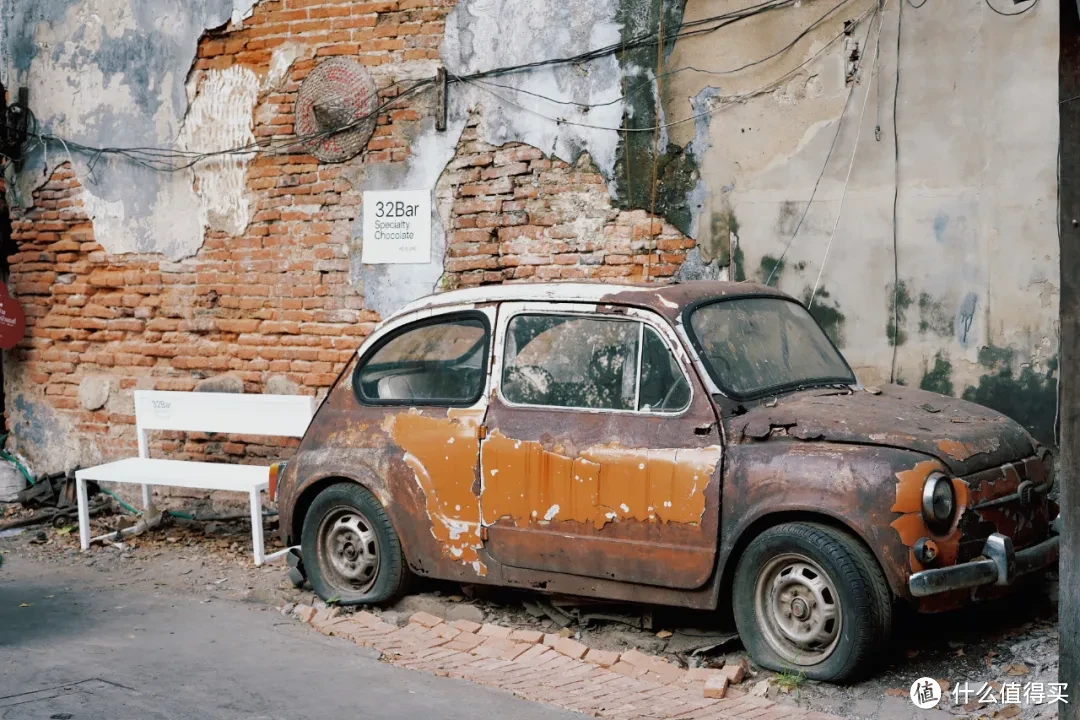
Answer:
[732, 522, 892, 682]
[301, 483, 409, 605]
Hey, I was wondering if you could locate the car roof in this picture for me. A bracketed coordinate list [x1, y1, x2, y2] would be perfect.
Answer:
[391, 280, 790, 321]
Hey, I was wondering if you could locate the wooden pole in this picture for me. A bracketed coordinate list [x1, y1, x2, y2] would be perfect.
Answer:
[1060, 2, 1080, 717]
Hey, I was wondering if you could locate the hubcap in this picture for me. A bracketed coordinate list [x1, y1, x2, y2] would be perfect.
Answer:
[318, 508, 380, 593]
[754, 553, 842, 666]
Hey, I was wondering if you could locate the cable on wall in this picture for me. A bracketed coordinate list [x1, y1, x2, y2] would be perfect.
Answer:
[889, 0, 903, 383]
[7, 0, 871, 175]
[984, 0, 1039, 17]
[808, 0, 889, 310]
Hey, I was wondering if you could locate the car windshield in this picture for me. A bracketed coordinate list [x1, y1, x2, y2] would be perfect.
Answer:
[688, 297, 855, 398]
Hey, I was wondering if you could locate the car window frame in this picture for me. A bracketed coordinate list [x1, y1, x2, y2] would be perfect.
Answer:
[681, 294, 857, 401]
[495, 306, 694, 417]
[352, 309, 492, 407]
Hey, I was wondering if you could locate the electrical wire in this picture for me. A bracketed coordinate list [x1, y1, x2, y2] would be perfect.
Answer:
[765, 7, 880, 287]
[678, 0, 854, 78]
[889, 0, 903, 382]
[11, 0, 867, 174]
[808, 0, 888, 310]
[984, 0, 1039, 16]
[906, 0, 927, 8]
[26, 78, 436, 175]
[466, 0, 860, 114]
[459, 0, 800, 83]
[768, 0, 876, 287]
[451, 1, 877, 136]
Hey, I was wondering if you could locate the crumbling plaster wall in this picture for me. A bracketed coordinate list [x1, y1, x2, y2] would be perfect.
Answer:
[4, 0, 260, 258]
[665, 0, 1060, 444]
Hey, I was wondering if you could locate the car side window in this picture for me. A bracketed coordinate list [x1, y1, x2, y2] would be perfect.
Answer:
[501, 314, 690, 413]
[355, 315, 488, 405]
[638, 325, 691, 412]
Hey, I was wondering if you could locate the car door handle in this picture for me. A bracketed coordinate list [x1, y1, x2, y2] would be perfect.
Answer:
[694, 423, 714, 436]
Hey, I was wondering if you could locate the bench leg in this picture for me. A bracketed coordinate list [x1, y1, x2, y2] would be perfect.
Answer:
[76, 478, 90, 551]
[141, 484, 153, 510]
[250, 488, 265, 567]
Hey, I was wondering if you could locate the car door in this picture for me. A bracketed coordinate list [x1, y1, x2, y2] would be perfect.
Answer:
[479, 301, 723, 589]
[350, 305, 495, 577]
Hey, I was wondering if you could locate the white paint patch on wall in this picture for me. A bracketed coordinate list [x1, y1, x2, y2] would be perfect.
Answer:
[177, 66, 260, 236]
[442, 0, 625, 180]
[263, 42, 308, 92]
[231, 0, 259, 25]
[80, 189, 129, 252]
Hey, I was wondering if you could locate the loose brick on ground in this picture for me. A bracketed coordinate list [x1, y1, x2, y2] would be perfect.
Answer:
[553, 636, 588, 660]
[449, 618, 482, 633]
[584, 647, 620, 668]
[408, 611, 443, 627]
[478, 623, 512, 638]
[705, 675, 730, 699]
[509, 628, 544, 644]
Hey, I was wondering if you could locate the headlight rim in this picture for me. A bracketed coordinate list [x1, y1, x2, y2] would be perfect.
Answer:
[921, 472, 956, 532]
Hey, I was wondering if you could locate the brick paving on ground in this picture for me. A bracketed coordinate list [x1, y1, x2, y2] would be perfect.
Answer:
[294, 605, 843, 720]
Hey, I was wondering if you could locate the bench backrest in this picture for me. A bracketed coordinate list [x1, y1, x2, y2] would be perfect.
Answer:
[133, 391, 317, 458]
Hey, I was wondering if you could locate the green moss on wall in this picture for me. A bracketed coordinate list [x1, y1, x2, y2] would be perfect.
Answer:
[962, 347, 1057, 446]
[919, 352, 954, 396]
[611, 0, 699, 236]
[801, 286, 846, 348]
[886, 280, 912, 347]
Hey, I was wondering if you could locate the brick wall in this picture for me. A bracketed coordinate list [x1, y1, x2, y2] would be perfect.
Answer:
[439, 119, 693, 289]
[4, 0, 696, 478]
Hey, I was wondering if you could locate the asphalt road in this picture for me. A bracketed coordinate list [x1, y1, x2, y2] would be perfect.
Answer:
[0, 554, 583, 720]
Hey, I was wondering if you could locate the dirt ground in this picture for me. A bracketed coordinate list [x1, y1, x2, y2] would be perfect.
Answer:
[0, 505, 1060, 720]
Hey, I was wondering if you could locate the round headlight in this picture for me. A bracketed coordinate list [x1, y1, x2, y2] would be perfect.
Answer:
[922, 473, 956, 530]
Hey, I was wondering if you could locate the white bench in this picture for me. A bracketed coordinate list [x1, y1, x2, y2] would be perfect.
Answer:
[74, 390, 317, 565]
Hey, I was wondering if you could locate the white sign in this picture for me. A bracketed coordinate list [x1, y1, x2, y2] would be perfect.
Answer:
[362, 189, 431, 264]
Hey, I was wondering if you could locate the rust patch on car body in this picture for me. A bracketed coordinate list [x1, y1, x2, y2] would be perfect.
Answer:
[936, 437, 1001, 461]
[479, 430, 719, 530]
[890, 459, 970, 571]
[384, 409, 487, 575]
[729, 384, 1033, 476]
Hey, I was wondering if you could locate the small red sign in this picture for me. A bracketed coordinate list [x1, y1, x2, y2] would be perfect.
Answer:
[0, 284, 26, 350]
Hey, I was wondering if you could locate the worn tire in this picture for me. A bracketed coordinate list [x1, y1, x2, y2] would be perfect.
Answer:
[301, 483, 409, 606]
[732, 522, 892, 683]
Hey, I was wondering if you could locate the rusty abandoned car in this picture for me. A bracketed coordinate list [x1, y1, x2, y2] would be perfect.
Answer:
[272, 281, 1060, 681]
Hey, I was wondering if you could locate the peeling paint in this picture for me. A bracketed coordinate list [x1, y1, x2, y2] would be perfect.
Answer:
[384, 409, 485, 574]
[177, 66, 259, 236]
[480, 429, 719, 530]
[936, 437, 1000, 462]
[890, 459, 969, 571]
[7, 0, 248, 259]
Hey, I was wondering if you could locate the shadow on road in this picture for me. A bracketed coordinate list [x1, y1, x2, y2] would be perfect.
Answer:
[0, 578, 100, 647]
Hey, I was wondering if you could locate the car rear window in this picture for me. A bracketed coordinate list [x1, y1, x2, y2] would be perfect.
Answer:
[355, 315, 488, 405]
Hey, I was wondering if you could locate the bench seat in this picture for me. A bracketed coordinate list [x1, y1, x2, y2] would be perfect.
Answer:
[76, 458, 270, 493]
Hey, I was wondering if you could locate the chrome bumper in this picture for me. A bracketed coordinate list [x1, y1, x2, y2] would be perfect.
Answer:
[908, 517, 1061, 598]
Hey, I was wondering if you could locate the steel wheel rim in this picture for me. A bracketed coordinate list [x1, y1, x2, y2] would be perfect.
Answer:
[753, 553, 842, 666]
[318, 507, 380, 594]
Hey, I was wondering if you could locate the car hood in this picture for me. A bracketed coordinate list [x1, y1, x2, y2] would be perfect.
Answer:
[725, 384, 1035, 476]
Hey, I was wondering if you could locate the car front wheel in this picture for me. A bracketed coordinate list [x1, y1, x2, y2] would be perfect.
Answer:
[301, 483, 409, 605]
[732, 522, 892, 682]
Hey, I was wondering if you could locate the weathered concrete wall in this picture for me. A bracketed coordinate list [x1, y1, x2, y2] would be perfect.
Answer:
[665, 0, 1059, 443]
[1, 0, 1060, 480]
